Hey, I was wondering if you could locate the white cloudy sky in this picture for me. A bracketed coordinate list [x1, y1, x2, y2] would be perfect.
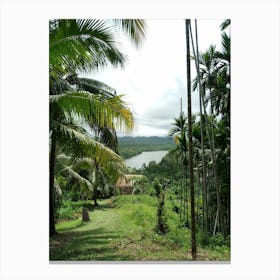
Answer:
[86, 19, 225, 137]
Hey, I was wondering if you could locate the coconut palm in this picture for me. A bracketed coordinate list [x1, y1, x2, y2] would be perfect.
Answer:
[55, 150, 124, 205]
[49, 94, 132, 235]
[50, 19, 146, 79]
[49, 19, 146, 236]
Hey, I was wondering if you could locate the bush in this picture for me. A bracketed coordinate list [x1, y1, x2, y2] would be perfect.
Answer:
[57, 200, 95, 221]
[153, 178, 169, 235]
[197, 231, 230, 249]
[208, 233, 230, 248]
[197, 230, 210, 247]
[58, 205, 78, 220]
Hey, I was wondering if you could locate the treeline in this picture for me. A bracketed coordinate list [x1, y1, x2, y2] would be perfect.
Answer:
[118, 136, 175, 158]
[134, 19, 230, 259]
[168, 18, 230, 256]
[137, 113, 230, 237]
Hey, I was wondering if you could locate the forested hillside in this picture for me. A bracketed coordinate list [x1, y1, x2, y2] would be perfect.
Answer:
[118, 136, 175, 158]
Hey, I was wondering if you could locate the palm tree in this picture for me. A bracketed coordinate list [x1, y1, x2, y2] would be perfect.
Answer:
[55, 151, 124, 204]
[185, 19, 196, 260]
[49, 19, 146, 236]
[191, 20, 231, 237]
[49, 94, 132, 234]
[168, 110, 189, 226]
[213, 32, 230, 124]
[189, 20, 208, 231]
[49, 19, 146, 79]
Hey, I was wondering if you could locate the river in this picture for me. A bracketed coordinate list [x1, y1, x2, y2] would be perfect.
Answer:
[124, 150, 169, 169]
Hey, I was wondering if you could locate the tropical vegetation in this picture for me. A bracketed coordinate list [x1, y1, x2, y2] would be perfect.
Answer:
[49, 19, 230, 261]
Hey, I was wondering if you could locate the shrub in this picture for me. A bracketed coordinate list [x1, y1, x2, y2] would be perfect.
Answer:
[197, 230, 210, 247]
[57, 200, 95, 221]
[208, 233, 230, 248]
[58, 205, 78, 220]
[153, 178, 169, 235]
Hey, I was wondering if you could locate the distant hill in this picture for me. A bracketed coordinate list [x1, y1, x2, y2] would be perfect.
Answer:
[118, 136, 175, 159]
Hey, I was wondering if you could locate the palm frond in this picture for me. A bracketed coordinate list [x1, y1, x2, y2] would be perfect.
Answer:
[220, 19, 230, 31]
[69, 77, 117, 97]
[50, 91, 134, 132]
[62, 165, 93, 191]
[113, 19, 147, 48]
[50, 19, 126, 76]
[55, 123, 122, 165]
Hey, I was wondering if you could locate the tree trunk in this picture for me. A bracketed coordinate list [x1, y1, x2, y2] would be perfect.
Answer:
[210, 112, 225, 236]
[49, 134, 57, 236]
[191, 19, 208, 233]
[184, 159, 189, 228]
[185, 19, 196, 260]
[183, 164, 186, 221]
[213, 209, 219, 236]
[93, 164, 99, 206]
[201, 85, 225, 236]
[196, 162, 200, 221]
[191, 20, 208, 231]
[180, 161, 183, 221]
[82, 208, 90, 221]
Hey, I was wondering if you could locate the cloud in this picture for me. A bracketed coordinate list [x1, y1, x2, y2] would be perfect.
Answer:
[87, 19, 222, 137]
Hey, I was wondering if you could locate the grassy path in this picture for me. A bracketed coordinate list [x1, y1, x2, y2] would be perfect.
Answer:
[50, 199, 129, 261]
[50, 197, 230, 261]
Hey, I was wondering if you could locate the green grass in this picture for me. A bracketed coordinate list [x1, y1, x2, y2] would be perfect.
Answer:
[50, 196, 230, 261]
[55, 219, 84, 232]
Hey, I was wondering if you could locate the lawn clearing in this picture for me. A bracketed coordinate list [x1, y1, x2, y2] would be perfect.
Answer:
[50, 196, 230, 261]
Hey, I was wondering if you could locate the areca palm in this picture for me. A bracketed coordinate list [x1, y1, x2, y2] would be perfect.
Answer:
[193, 33, 230, 119]
[214, 32, 230, 122]
[168, 112, 189, 225]
[185, 19, 196, 260]
[191, 21, 230, 237]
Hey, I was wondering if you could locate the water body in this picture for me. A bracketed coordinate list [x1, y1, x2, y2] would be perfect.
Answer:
[125, 150, 169, 169]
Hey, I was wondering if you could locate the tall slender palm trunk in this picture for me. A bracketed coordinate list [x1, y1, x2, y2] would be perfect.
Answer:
[189, 21, 224, 235]
[196, 161, 201, 221]
[183, 163, 186, 221]
[49, 134, 57, 236]
[192, 19, 208, 232]
[200, 93, 208, 231]
[201, 86, 225, 236]
[185, 19, 196, 260]
[180, 163, 183, 221]
[184, 158, 189, 227]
